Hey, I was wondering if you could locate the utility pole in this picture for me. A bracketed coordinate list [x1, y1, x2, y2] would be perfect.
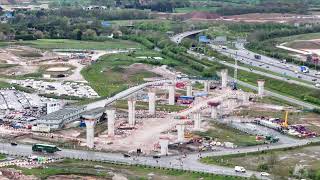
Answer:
[233, 51, 238, 90]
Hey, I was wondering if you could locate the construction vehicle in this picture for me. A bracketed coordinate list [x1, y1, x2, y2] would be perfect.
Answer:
[265, 136, 279, 144]
[281, 110, 289, 129]
[184, 132, 193, 138]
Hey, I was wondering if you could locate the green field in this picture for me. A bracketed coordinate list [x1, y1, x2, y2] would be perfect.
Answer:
[195, 121, 263, 147]
[0, 81, 12, 89]
[81, 50, 184, 97]
[15, 158, 243, 180]
[278, 32, 320, 43]
[13, 39, 143, 50]
[175, 6, 218, 13]
[201, 145, 320, 179]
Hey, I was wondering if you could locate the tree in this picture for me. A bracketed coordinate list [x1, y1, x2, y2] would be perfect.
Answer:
[82, 29, 97, 40]
[34, 31, 44, 39]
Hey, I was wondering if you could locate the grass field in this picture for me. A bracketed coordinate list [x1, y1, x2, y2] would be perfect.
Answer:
[175, 6, 218, 13]
[15, 158, 244, 180]
[13, 39, 143, 50]
[81, 50, 184, 97]
[0, 81, 12, 89]
[195, 121, 263, 147]
[201, 145, 320, 179]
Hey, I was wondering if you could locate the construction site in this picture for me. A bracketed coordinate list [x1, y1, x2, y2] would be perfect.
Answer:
[0, 66, 317, 157]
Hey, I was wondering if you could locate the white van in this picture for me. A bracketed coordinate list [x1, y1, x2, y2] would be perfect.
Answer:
[235, 166, 246, 173]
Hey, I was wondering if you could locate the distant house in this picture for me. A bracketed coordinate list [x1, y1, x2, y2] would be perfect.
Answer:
[307, 54, 319, 65]
[84, 6, 107, 11]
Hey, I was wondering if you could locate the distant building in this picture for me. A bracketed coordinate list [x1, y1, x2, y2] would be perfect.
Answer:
[84, 6, 107, 11]
[139, 0, 153, 5]
[307, 54, 319, 65]
[199, 35, 210, 43]
[212, 36, 227, 45]
[36, 106, 86, 130]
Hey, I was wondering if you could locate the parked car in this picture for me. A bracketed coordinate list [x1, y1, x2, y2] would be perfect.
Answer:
[234, 166, 246, 173]
[260, 172, 270, 176]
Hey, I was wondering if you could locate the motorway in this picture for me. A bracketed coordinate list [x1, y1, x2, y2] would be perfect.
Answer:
[211, 43, 320, 84]
[2, 135, 320, 179]
[188, 50, 320, 109]
[171, 30, 205, 44]
[171, 30, 320, 87]
[188, 50, 318, 90]
[171, 30, 320, 109]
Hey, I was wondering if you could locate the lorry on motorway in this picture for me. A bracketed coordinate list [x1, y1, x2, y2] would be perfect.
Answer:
[235, 166, 246, 173]
[300, 66, 309, 73]
[254, 54, 261, 60]
[32, 144, 61, 153]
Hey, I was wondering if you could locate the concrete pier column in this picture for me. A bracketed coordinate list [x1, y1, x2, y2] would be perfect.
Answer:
[186, 81, 192, 97]
[128, 98, 136, 126]
[221, 69, 228, 88]
[84, 118, 95, 149]
[257, 80, 265, 97]
[168, 82, 175, 105]
[106, 109, 115, 137]
[176, 124, 185, 142]
[193, 112, 201, 130]
[148, 92, 156, 115]
[211, 106, 218, 119]
[159, 138, 169, 155]
[203, 80, 209, 92]
[242, 93, 249, 105]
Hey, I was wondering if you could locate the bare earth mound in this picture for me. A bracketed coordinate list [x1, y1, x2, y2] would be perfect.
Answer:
[179, 12, 221, 20]
[287, 40, 320, 50]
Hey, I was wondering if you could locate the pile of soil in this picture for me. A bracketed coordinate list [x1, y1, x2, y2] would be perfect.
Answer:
[179, 12, 221, 20]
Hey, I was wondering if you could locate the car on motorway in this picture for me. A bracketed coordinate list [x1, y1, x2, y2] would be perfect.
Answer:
[152, 155, 161, 159]
[235, 166, 246, 173]
[312, 79, 318, 82]
[315, 83, 320, 88]
[123, 153, 131, 158]
[10, 142, 18, 146]
[316, 72, 320, 76]
[297, 75, 302, 79]
[260, 172, 270, 177]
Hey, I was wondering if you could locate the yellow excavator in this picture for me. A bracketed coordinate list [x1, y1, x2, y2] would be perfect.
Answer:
[281, 110, 289, 129]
